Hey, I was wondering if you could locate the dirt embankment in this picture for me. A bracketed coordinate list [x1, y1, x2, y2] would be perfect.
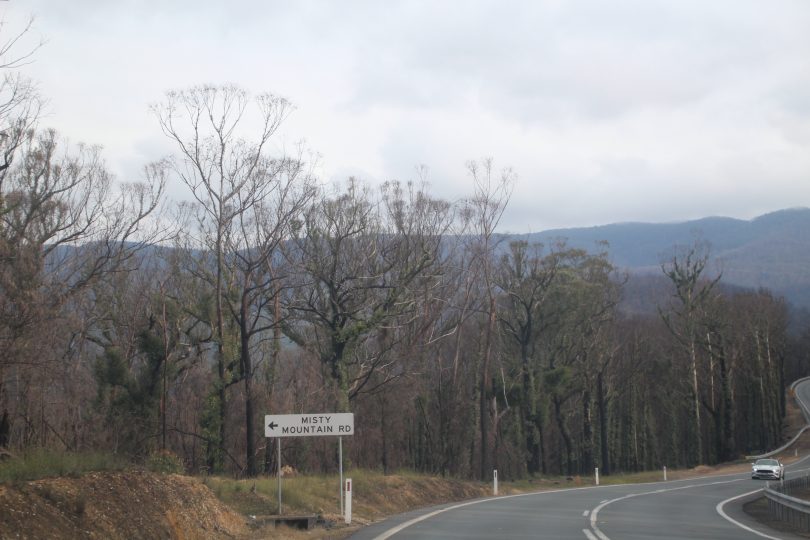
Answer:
[0, 470, 249, 540]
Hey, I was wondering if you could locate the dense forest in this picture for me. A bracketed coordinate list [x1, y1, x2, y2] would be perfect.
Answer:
[2, 24, 809, 482]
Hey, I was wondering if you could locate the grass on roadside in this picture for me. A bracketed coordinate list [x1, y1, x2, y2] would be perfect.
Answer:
[0, 449, 130, 483]
[203, 473, 358, 517]
[203, 469, 514, 520]
[202, 464, 744, 523]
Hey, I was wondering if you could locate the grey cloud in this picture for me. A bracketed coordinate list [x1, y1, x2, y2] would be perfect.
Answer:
[6, 0, 809, 231]
[338, 0, 808, 124]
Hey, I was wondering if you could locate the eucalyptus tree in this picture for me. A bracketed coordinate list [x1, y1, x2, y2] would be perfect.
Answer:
[723, 290, 788, 454]
[525, 247, 616, 475]
[153, 85, 315, 475]
[0, 17, 167, 452]
[693, 292, 735, 463]
[89, 247, 214, 462]
[0, 128, 166, 449]
[283, 178, 453, 411]
[563, 249, 618, 475]
[461, 158, 514, 480]
[659, 244, 721, 466]
[0, 16, 43, 176]
[496, 240, 563, 474]
[398, 207, 484, 477]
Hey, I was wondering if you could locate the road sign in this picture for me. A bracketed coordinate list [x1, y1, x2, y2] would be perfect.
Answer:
[266, 412, 355, 517]
[265, 413, 354, 438]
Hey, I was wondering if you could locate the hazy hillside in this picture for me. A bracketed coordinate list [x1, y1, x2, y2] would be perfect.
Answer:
[520, 207, 810, 309]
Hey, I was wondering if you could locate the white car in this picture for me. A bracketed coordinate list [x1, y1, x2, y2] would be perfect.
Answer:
[751, 458, 785, 480]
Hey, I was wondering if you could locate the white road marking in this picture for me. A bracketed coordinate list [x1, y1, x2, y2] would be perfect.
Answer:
[582, 528, 599, 540]
[371, 485, 605, 540]
[715, 489, 783, 540]
[583, 510, 590, 517]
[588, 479, 745, 540]
[371, 454, 810, 539]
[370, 498, 486, 540]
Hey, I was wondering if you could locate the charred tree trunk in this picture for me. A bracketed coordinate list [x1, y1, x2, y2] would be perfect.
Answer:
[597, 371, 610, 475]
[241, 296, 256, 477]
[553, 394, 573, 476]
[582, 388, 593, 474]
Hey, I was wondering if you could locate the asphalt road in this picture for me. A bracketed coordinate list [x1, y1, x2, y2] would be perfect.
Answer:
[794, 379, 810, 424]
[350, 380, 810, 540]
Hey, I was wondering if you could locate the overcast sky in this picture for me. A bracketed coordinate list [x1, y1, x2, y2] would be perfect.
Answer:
[3, 0, 809, 232]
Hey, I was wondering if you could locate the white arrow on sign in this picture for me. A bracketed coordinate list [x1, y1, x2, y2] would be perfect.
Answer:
[265, 413, 354, 438]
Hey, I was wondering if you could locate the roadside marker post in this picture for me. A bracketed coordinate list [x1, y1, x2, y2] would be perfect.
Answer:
[493, 469, 498, 496]
[595, 467, 599, 486]
[663, 466, 667, 481]
[345, 478, 352, 524]
[265, 413, 355, 516]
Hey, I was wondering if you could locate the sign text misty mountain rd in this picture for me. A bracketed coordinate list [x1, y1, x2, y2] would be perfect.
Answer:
[264, 413, 354, 438]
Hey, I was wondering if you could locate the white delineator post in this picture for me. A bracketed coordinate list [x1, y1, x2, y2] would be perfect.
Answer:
[345, 478, 352, 524]
[339, 437, 344, 517]
[663, 466, 667, 481]
[493, 469, 499, 496]
[595, 467, 600, 486]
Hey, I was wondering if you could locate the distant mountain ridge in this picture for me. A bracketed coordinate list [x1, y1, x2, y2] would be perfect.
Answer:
[519, 207, 810, 309]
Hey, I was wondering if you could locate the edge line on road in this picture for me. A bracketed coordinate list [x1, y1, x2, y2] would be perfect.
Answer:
[370, 458, 810, 539]
[370, 484, 611, 540]
[582, 528, 599, 540]
[715, 489, 783, 540]
[589, 479, 746, 540]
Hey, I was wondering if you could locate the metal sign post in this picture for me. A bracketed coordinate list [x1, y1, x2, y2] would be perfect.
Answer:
[265, 412, 355, 515]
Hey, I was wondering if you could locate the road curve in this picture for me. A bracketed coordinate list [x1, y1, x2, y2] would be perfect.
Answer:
[350, 380, 810, 540]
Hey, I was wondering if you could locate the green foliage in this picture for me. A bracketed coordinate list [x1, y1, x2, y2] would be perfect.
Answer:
[145, 450, 184, 474]
[92, 324, 171, 456]
[200, 390, 224, 473]
[93, 347, 128, 389]
[543, 366, 570, 390]
[0, 450, 129, 483]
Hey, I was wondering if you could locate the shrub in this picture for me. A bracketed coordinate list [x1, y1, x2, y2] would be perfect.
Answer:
[146, 450, 184, 474]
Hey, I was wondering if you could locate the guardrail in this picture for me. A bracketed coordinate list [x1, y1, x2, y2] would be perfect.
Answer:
[757, 378, 810, 532]
[764, 475, 810, 532]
